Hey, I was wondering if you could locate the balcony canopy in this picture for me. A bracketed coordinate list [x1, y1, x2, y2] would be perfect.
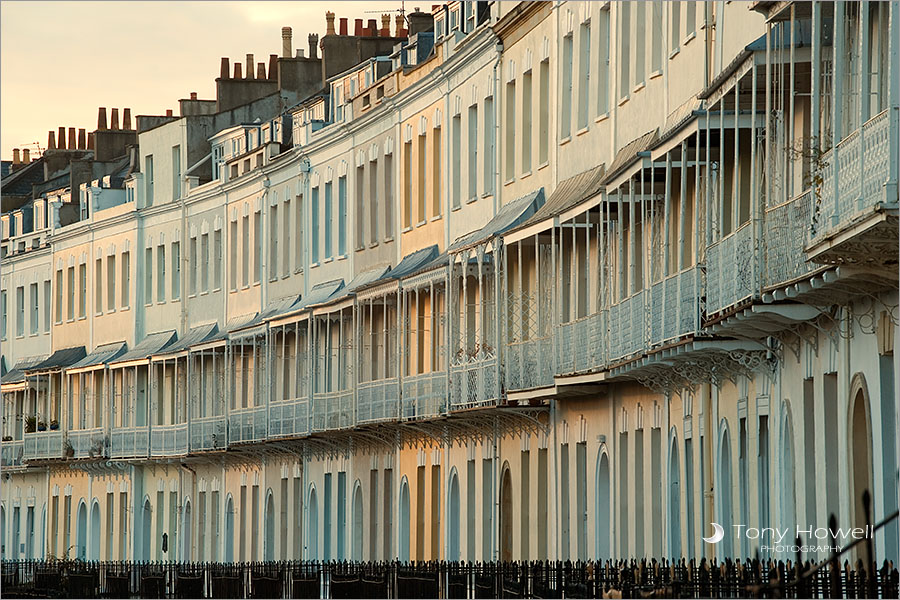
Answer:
[27, 346, 86, 373]
[447, 188, 545, 254]
[1, 356, 48, 388]
[67, 342, 128, 373]
[109, 331, 177, 366]
[153, 323, 220, 357]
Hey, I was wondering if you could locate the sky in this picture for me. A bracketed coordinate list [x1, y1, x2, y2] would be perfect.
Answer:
[0, 0, 391, 161]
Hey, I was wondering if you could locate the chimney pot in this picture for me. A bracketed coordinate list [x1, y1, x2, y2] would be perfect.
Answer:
[234, 62, 243, 78]
[48, 131, 57, 151]
[246, 53, 254, 79]
[339, 17, 348, 35]
[220, 57, 230, 79]
[87, 132, 95, 150]
[257, 62, 266, 79]
[12, 148, 20, 165]
[189, 92, 198, 100]
[166, 109, 174, 117]
[282, 26, 292, 58]
[58, 127, 67, 150]
[268, 54, 278, 79]
[123, 108, 132, 130]
[78, 128, 86, 149]
[308, 34, 319, 59]
[98, 107, 108, 130]
[110, 108, 120, 130]
[395, 14, 404, 36]
[325, 11, 336, 35]
[381, 14, 391, 36]
[354, 18, 363, 36]
[297, 49, 305, 58]
[22, 149, 30, 163]
[368, 19, 378, 36]
[68, 127, 77, 150]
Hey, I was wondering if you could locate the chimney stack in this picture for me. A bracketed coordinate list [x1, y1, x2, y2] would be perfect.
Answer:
[98, 107, 108, 130]
[282, 27, 292, 58]
[368, 19, 378, 35]
[246, 54, 255, 79]
[87, 133, 95, 150]
[68, 127, 77, 150]
[22, 149, 30, 163]
[297, 49, 305, 58]
[12, 148, 20, 165]
[395, 14, 405, 37]
[325, 11, 336, 35]
[189, 92, 198, 100]
[48, 131, 57, 150]
[381, 14, 391, 36]
[78, 128, 86, 149]
[257, 62, 266, 79]
[166, 109, 174, 117]
[339, 17, 348, 35]
[268, 54, 278, 79]
[308, 34, 318, 59]
[354, 18, 363, 36]
[220, 57, 230, 79]
[58, 127, 67, 150]
[110, 108, 120, 130]
[234, 61, 243, 78]
[123, 108, 132, 130]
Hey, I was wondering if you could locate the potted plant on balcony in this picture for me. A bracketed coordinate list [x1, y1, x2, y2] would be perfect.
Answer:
[24, 416, 37, 433]
[49, 420, 59, 430]
[37, 420, 47, 431]
[1, 435, 12, 442]
[64, 440, 74, 458]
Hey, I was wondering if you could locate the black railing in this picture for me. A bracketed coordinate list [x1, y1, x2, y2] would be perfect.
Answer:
[1, 558, 897, 599]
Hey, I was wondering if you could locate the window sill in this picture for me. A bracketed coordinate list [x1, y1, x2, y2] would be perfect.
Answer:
[29, 332, 40, 337]
[669, 47, 680, 60]
[368, 242, 379, 249]
[337, 254, 348, 262]
[200, 291, 209, 297]
[558, 136, 571, 146]
[451, 204, 462, 212]
[120, 306, 130, 312]
[107, 308, 116, 315]
[618, 95, 629, 107]
[384, 237, 394, 244]
[632, 82, 645, 94]
[466, 195, 479, 204]
[241, 285, 250, 291]
[15, 334, 24, 340]
[503, 177, 516, 186]
[401, 227, 413, 233]
[683, 32, 696, 46]
[595, 113, 609, 124]
[520, 170, 532, 180]
[430, 215, 442, 222]
[309, 262, 319, 269]
[481, 190, 494, 199]
[322, 258, 333, 264]
[576, 127, 590, 137]
[355, 246, 366, 253]
[649, 70, 663, 81]
[537, 162, 550, 172]
[78, 316, 87, 321]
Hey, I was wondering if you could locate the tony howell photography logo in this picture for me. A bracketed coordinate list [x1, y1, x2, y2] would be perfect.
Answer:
[703, 522, 875, 553]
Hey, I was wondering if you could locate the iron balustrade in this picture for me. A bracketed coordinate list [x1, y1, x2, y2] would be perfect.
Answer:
[311, 390, 353, 432]
[267, 398, 310, 438]
[356, 378, 400, 424]
[765, 191, 818, 287]
[23, 430, 64, 460]
[149, 423, 188, 456]
[449, 351, 498, 409]
[228, 405, 267, 444]
[109, 426, 150, 458]
[401, 371, 447, 419]
[0, 439, 24, 467]
[649, 266, 702, 348]
[189, 414, 227, 451]
[608, 291, 646, 362]
[508, 335, 554, 390]
[556, 312, 604, 377]
[68, 427, 106, 459]
[705, 222, 756, 316]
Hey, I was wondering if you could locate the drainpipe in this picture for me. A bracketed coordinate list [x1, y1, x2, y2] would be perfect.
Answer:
[703, 383, 714, 559]
[180, 462, 197, 560]
[492, 39, 503, 216]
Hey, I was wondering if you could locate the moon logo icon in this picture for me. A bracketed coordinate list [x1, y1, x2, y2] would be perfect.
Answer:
[702, 522, 725, 544]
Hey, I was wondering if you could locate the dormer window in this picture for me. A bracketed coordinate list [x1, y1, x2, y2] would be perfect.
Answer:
[465, 2, 476, 31]
[435, 15, 445, 38]
[450, 8, 459, 31]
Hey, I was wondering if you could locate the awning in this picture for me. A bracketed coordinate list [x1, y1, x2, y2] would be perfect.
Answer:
[109, 331, 177, 367]
[602, 129, 659, 190]
[1, 356, 48, 388]
[67, 342, 128, 373]
[231, 295, 302, 336]
[507, 167, 606, 242]
[27, 346, 87, 372]
[154, 323, 220, 356]
[390, 246, 441, 280]
[447, 188, 545, 253]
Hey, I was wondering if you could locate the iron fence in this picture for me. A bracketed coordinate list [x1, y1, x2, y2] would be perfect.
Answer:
[1, 558, 897, 599]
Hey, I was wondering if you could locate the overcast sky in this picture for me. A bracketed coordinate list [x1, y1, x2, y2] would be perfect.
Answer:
[1, 1, 389, 161]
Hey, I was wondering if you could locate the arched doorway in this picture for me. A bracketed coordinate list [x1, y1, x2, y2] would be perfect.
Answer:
[499, 466, 513, 562]
[780, 408, 796, 533]
[850, 383, 874, 530]
[141, 498, 152, 561]
[40, 504, 47, 560]
[595, 452, 610, 559]
[398, 478, 410, 562]
[351, 483, 363, 561]
[181, 500, 191, 562]
[719, 423, 734, 559]
[264, 491, 275, 561]
[76, 501, 87, 560]
[668, 436, 682, 559]
[447, 470, 461, 561]
[224, 495, 234, 562]
[307, 487, 319, 560]
[89, 500, 101, 560]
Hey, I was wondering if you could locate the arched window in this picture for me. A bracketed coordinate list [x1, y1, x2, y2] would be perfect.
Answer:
[447, 470, 461, 561]
[668, 434, 682, 559]
[595, 451, 610, 560]
[398, 477, 410, 562]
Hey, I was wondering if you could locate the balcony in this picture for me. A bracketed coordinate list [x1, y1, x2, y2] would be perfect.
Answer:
[450, 351, 499, 409]
[808, 109, 897, 266]
[110, 426, 149, 458]
[556, 313, 604, 378]
[23, 431, 64, 460]
[706, 222, 757, 317]
[764, 191, 819, 287]
[189, 415, 227, 451]
[1, 440, 24, 467]
[268, 398, 310, 438]
[608, 291, 646, 363]
[150, 423, 188, 456]
[311, 391, 353, 432]
[68, 428, 106, 459]
[357, 379, 400, 424]
[649, 267, 702, 347]
[228, 406, 267, 444]
[402, 372, 447, 419]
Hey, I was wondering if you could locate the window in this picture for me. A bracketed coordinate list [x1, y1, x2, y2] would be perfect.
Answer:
[78, 263, 87, 318]
[561, 34, 573, 138]
[107, 255, 116, 311]
[468, 106, 478, 199]
[651, 3, 663, 73]
[369, 161, 379, 245]
[417, 134, 426, 223]
[505, 81, 516, 179]
[338, 177, 347, 255]
[253, 211, 262, 282]
[242, 216, 250, 286]
[403, 142, 412, 229]
[156, 245, 166, 302]
[55, 269, 63, 323]
[201, 234, 209, 292]
[1, 289, 6, 339]
[522, 71, 533, 172]
[270, 202, 279, 277]
[190, 236, 198, 295]
[578, 22, 591, 128]
[171, 241, 181, 299]
[230, 220, 238, 289]
[214, 229, 223, 289]
[356, 166, 365, 249]
[172, 145, 182, 199]
[144, 248, 153, 305]
[597, 8, 610, 115]
[324, 182, 333, 258]
[311, 187, 320, 263]
[95, 258, 103, 314]
[67, 266, 75, 320]
[282, 196, 291, 276]
[451, 114, 462, 209]
[484, 97, 494, 194]
[43, 280, 51, 331]
[30, 283, 38, 334]
[619, 2, 631, 96]
[121, 252, 130, 308]
[15, 286, 24, 337]
[670, 2, 681, 54]
[145, 155, 154, 207]
[685, 2, 696, 39]
[539, 60, 550, 163]
[384, 155, 393, 239]
[432, 126, 441, 217]
[633, 5, 645, 85]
